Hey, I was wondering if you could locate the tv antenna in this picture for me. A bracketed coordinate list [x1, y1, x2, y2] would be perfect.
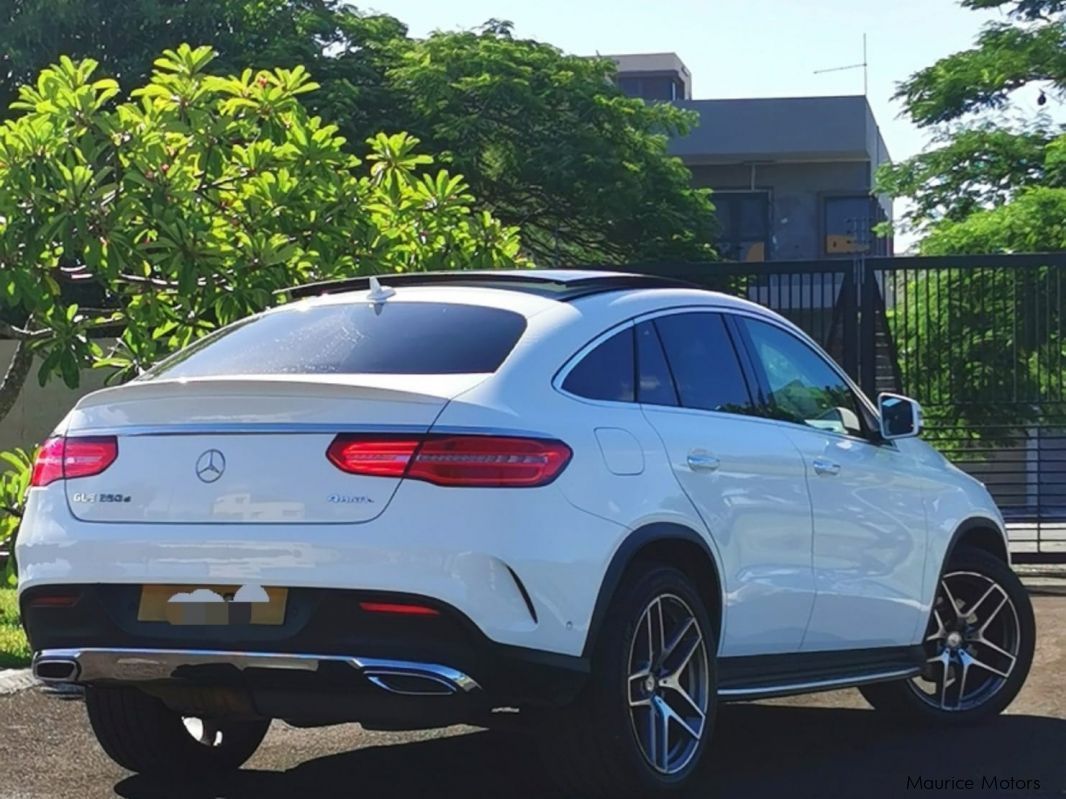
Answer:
[814, 33, 868, 96]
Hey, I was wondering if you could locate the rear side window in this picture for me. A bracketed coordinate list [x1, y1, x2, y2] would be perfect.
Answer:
[145, 302, 528, 378]
[654, 312, 753, 413]
[562, 328, 636, 402]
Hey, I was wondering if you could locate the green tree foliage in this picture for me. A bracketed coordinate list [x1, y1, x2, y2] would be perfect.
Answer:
[0, 45, 522, 405]
[388, 23, 715, 264]
[878, 122, 1060, 235]
[0, 5, 715, 265]
[879, 0, 1065, 243]
[878, 0, 1066, 440]
[896, 0, 1066, 126]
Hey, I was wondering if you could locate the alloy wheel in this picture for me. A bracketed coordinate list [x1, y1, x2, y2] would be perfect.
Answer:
[627, 593, 710, 775]
[909, 570, 1021, 712]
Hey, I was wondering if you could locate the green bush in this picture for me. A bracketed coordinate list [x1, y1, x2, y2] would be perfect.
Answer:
[0, 588, 29, 668]
[0, 448, 33, 587]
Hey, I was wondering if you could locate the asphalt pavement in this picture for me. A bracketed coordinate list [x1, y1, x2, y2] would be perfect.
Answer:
[3, 593, 1065, 799]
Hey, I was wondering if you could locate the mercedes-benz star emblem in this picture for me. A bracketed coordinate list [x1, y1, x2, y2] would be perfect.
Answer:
[195, 449, 226, 483]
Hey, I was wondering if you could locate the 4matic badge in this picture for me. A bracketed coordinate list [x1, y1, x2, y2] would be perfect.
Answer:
[328, 494, 375, 504]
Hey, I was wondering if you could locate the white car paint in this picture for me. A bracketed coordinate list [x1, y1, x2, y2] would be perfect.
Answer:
[17, 278, 1007, 661]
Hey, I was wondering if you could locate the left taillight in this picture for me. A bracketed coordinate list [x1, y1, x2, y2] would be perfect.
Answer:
[326, 434, 572, 488]
[30, 436, 118, 487]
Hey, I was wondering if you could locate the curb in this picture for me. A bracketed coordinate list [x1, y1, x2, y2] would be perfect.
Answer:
[1022, 576, 1066, 596]
[0, 668, 37, 695]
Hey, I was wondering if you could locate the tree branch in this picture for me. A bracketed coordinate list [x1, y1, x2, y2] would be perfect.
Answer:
[0, 339, 35, 426]
[0, 320, 50, 340]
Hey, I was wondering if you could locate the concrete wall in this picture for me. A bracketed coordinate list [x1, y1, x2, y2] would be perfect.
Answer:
[0, 341, 111, 452]
[689, 160, 872, 260]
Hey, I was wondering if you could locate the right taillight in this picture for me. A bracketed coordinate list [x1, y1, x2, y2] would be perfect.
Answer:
[326, 434, 571, 487]
[30, 436, 119, 487]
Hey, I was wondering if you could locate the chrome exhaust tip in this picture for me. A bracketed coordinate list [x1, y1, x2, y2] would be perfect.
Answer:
[33, 656, 80, 683]
[365, 671, 459, 696]
[356, 658, 480, 696]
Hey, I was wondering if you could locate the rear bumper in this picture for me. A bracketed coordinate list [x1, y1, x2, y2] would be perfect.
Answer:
[34, 648, 480, 694]
[21, 584, 588, 718]
[16, 480, 627, 657]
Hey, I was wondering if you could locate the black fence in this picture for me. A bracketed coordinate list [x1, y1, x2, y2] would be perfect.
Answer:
[607, 253, 1066, 563]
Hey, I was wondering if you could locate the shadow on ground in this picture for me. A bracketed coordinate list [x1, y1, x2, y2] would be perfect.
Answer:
[114, 704, 1066, 799]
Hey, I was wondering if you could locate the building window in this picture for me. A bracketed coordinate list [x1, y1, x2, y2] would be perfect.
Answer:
[713, 191, 770, 262]
[616, 75, 682, 101]
[823, 195, 888, 256]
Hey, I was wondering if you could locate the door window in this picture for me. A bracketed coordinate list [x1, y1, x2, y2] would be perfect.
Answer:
[635, 322, 679, 406]
[741, 318, 864, 436]
[653, 313, 754, 414]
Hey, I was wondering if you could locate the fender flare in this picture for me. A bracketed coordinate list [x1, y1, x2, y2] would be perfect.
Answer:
[944, 515, 1010, 566]
[581, 522, 722, 659]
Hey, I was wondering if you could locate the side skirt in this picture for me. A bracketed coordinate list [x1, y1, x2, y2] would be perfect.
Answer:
[717, 645, 924, 701]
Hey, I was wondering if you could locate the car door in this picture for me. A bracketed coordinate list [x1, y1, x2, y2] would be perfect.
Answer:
[636, 312, 816, 656]
[734, 315, 929, 651]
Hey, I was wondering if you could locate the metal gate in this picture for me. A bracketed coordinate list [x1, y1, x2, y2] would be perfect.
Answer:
[607, 253, 1066, 563]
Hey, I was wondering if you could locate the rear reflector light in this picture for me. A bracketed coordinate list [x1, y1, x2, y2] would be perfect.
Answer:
[28, 594, 81, 609]
[327, 434, 571, 487]
[359, 601, 440, 616]
[30, 436, 119, 487]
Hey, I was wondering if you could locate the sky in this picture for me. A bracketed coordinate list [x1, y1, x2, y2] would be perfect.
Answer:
[361, 0, 1045, 249]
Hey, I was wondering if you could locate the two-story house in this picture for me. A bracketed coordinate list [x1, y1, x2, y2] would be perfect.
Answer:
[612, 52, 893, 261]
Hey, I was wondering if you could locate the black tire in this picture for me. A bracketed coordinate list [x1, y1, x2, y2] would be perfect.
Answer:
[860, 547, 1035, 725]
[85, 686, 270, 777]
[539, 562, 718, 798]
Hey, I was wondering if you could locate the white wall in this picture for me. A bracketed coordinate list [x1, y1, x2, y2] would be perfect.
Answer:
[0, 341, 112, 452]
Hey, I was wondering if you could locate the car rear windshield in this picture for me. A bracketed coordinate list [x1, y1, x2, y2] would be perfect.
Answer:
[143, 302, 528, 378]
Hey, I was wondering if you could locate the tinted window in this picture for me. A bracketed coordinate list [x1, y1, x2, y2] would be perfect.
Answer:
[654, 313, 753, 413]
[562, 329, 635, 402]
[636, 322, 678, 406]
[145, 302, 527, 379]
[742, 318, 864, 436]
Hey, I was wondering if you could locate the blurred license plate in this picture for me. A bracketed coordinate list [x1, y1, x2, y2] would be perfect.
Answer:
[137, 584, 287, 626]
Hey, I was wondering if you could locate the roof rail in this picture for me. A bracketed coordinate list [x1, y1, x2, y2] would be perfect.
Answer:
[279, 270, 698, 301]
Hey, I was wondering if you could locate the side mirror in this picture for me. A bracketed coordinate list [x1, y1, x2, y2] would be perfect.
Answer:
[877, 393, 922, 440]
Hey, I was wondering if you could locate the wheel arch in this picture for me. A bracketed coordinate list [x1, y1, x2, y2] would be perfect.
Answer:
[946, 516, 1011, 566]
[582, 522, 723, 659]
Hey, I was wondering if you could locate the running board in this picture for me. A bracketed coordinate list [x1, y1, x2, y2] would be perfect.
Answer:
[717, 645, 924, 701]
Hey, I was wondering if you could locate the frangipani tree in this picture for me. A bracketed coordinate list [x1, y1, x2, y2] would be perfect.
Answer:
[0, 44, 524, 415]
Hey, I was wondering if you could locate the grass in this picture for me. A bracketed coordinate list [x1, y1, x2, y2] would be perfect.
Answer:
[0, 587, 30, 669]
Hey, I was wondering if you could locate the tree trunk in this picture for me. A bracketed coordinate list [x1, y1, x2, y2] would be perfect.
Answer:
[0, 340, 34, 427]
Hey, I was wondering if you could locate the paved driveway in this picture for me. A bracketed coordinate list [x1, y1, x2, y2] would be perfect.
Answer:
[4, 593, 1065, 799]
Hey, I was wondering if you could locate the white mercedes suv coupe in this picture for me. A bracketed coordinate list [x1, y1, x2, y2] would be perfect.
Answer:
[17, 271, 1034, 797]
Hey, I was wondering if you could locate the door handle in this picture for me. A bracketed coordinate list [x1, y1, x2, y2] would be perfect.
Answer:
[686, 452, 721, 472]
[812, 458, 841, 476]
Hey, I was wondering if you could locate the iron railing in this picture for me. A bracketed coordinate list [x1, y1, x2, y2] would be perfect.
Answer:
[608, 253, 1066, 563]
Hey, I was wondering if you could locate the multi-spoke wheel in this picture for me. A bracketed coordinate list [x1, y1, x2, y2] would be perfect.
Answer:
[860, 547, 1034, 724]
[627, 594, 710, 775]
[539, 563, 717, 798]
[85, 686, 270, 776]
